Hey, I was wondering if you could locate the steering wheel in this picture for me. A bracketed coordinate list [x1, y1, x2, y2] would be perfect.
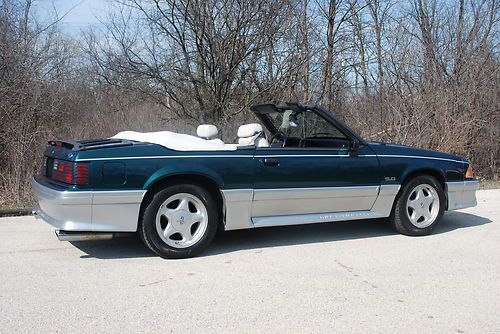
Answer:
[269, 131, 287, 147]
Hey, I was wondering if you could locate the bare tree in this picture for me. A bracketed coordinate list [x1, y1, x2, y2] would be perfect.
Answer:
[86, 0, 299, 130]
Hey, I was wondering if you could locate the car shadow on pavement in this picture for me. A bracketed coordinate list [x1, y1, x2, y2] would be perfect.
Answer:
[70, 211, 491, 259]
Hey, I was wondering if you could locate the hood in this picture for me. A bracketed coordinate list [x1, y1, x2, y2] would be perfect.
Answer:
[367, 141, 467, 163]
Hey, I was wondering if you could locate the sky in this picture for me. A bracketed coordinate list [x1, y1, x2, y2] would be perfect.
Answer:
[34, 0, 110, 34]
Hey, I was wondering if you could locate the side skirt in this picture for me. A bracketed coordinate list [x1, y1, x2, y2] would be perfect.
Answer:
[252, 210, 386, 228]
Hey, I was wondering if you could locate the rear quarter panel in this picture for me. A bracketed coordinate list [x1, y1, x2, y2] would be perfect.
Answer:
[74, 144, 256, 191]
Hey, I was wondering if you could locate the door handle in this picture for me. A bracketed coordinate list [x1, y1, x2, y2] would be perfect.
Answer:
[262, 158, 280, 166]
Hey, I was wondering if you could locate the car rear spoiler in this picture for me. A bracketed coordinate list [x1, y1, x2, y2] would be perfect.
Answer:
[48, 138, 133, 151]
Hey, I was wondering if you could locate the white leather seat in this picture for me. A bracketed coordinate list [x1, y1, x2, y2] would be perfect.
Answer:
[197, 124, 218, 139]
[197, 124, 224, 145]
[237, 124, 269, 147]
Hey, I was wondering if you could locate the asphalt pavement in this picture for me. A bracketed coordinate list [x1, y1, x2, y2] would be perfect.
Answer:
[1, 190, 499, 333]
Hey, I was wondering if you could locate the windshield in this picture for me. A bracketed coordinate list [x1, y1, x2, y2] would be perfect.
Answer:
[263, 109, 346, 139]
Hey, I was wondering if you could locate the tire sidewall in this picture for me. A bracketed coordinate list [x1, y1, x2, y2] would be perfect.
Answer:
[395, 175, 445, 235]
[141, 184, 218, 258]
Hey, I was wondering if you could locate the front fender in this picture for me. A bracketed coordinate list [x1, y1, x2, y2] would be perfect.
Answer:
[398, 160, 464, 185]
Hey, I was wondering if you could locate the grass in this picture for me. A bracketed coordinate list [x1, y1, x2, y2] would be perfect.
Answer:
[0, 203, 33, 212]
[479, 180, 500, 190]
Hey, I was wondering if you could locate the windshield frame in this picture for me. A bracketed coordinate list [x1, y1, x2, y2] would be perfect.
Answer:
[250, 102, 367, 145]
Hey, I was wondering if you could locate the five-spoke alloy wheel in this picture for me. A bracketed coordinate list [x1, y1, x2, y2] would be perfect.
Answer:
[406, 184, 440, 228]
[391, 175, 445, 236]
[140, 183, 218, 259]
[155, 193, 208, 248]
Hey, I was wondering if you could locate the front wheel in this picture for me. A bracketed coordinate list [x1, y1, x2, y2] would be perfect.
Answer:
[390, 175, 445, 236]
[139, 184, 219, 258]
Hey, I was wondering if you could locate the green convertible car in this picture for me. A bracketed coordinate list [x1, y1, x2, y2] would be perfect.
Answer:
[32, 102, 479, 258]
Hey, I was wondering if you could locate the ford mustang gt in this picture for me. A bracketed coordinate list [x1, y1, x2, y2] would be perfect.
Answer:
[32, 102, 479, 258]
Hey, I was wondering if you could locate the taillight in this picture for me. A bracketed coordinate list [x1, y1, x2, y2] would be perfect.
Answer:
[52, 160, 73, 183]
[74, 163, 89, 184]
[51, 160, 89, 185]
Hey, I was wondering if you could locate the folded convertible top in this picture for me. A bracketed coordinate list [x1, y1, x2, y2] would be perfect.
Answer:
[111, 131, 237, 151]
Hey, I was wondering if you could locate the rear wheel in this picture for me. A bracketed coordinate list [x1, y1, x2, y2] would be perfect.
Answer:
[140, 184, 218, 258]
[391, 175, 445, 236]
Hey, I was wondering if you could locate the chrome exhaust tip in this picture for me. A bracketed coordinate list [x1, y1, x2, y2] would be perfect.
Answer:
[55, 230, 114, 242]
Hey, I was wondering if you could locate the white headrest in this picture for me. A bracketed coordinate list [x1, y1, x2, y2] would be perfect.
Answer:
[197, 124, 218, 139]
[237, 123, 263, 138]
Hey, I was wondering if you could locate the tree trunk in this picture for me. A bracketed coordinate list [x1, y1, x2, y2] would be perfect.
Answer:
[322, 0, 337, 109]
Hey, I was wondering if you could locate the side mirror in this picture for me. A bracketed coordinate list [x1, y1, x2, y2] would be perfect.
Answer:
[349, 140, 359, 157]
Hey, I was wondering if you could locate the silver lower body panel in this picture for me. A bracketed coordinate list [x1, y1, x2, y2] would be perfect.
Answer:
[33, 177, 477, 235]
[32, 178, 146, 232]
[446, 180, 479, 210]
[222, 184, 400, 230]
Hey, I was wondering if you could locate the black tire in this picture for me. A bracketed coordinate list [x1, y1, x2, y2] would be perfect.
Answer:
[139, 183, 219, 259]
[390, 175, 445, 236]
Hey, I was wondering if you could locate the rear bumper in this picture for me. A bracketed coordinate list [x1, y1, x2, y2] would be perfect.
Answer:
[446, 179, 479, 210]
[31, 177, 146, 232]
